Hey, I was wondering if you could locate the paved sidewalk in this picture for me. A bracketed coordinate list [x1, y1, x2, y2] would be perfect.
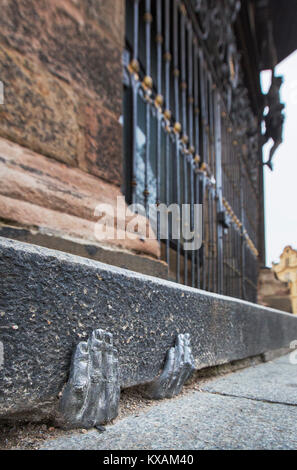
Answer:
[41, 354, 297, 450]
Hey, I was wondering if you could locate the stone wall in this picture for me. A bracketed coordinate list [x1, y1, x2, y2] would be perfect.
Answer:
[0, 0, 124, 184]
[0, 1, 162, 264]
[0, 137, 160, 258]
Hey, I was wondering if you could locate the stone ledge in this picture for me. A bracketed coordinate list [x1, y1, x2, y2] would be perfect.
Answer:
[1, 237, 297, 421]
[0, 225, 168, 280]
[0, 137, 160, 259]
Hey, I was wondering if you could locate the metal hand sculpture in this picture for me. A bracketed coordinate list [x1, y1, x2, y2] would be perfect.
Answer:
[60, 329, 120, 429]
[144, 334, 195, 400]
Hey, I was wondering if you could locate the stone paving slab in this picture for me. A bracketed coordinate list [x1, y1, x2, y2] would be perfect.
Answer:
[202, 354, 297, 405]
[40, 355, 297, 450]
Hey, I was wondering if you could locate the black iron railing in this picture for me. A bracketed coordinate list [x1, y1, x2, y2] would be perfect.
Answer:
[124, 0, 260, 302]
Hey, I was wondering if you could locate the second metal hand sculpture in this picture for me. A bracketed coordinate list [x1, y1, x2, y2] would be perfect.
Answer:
[143, 334, 195, 400]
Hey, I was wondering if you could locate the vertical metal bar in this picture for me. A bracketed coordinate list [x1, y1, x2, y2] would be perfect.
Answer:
[188, 26, 194, 152]
[205, 76, 212, 292]
[207, 183, 212, 291]
[194, 43, 200, 162]
[133, 0, 139, 60]
[183, 152, 188, 285]
[130, 0, 140, 205]
[202, 177, 207, 291]
[156, 0, 162, 95]
[194, 43, 200, 289]
[180, 5, 187, 140]
[238, 229, 242, 298]
[208, 78, 216, 293]
[173, 0, 180, 126]
[173, 0, 181, 284]
[195, 169, 201, 288]
[214, 90, 223, 294]
[221, 113, 226, 295]
[164, 0, 171, 272]
[208, 76, 215, 176]
[164, 0, 171, 110]
[180, 4, 188, 285]
[190, 161, 195, 287]
[187, 23, 195, 287]
[240, 160, 246, 299]
[143, 0, 152, 216]
[156, 0, 162, 244]
[199, 50, 207, 290]
[204, 71, 209, 166]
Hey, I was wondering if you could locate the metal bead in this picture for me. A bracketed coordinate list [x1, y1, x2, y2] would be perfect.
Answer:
[201, 162, 207, 173]
[164, 52, 172, 62]
[144, 12, 153, 23]
[143, 76, 153, 90]
[174, 122, 182, 134]
[156, 34, 163, 44]
[128, 59, 140, 75]
[155, 94, 164, 108]
[164, 109, 172, 121]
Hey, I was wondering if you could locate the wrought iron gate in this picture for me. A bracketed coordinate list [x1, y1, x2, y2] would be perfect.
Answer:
[124, 0, 260, 303]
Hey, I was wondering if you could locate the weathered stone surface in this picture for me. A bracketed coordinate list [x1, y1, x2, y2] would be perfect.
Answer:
[75, 0, 125, 46]
[0, 0, 124, 184]
[0, 0, 124, 115]
[143, 334, 195, 400]
[0, 138, 160, 259]
[0, 225, 167, 279]
[0, 137, 121, 222]
[1, 238, 297, 422]
[78, 101, 123, 184]
[0, 47, 80, 167]
[60, 329, 120, 429]
[0, 195, 160, 259]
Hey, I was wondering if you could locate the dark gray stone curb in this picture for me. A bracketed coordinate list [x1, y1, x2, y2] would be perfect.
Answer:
[1, 237, 297, 421]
